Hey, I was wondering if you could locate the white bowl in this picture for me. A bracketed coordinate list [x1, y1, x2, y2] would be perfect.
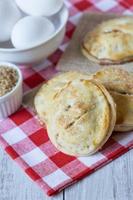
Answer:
[0, 5, 68, 65]
[0, 62, 23, 119]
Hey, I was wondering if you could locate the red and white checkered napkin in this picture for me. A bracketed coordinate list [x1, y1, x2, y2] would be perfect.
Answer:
[0, 109, 133, 196]
[0, 0, 133, 196]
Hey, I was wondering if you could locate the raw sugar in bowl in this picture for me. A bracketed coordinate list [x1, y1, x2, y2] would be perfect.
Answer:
[0, 62, 23, 119]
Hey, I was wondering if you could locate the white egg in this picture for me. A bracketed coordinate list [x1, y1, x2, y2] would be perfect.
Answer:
[11, 16, 55, 49]
[15, 0, 63, 16]
[0, 0, 21, 42]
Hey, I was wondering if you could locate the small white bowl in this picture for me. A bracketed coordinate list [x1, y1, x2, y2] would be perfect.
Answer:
[0, 62, 23, 119]
[0, 5, 68, 65]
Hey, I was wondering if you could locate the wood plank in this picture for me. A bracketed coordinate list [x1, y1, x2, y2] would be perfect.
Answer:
[0, 147, 63, 200]
[64, 150, 133, 200]
[0, 145, 132, 200]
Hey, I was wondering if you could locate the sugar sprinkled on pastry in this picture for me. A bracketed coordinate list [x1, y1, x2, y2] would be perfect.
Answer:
[92, 67, 133, 94]
[35, 72, 116, 156]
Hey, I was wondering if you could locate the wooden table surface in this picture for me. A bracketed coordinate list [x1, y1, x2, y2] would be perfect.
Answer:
[0, 147, 132, 200]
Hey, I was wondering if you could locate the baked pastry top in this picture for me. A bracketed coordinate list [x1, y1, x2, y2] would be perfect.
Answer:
[34, 71, 91, 123]
[35, 72, 116, 156]
[82, 17, 133, 64]
[92, 67, 133, 94]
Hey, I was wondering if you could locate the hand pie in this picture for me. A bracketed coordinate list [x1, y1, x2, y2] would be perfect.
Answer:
[110, 91, 133, 132]
[35, 72, 116, 156]
[92, 67, 133, 131]
[82, 17, 133, 64]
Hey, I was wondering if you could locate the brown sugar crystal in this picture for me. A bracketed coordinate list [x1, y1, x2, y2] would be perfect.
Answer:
[0, 66, 18, 97]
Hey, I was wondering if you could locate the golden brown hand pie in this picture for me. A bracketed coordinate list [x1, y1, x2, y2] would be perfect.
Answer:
[110, 91, 133, 132]
[82, 17, 133, 64]
[92, 67, 133, 131]
[35, 72, 116, 156]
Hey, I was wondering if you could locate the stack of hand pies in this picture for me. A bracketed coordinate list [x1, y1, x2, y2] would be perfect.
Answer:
[34, 68, 133, 157]
[34, 17, 133, 157]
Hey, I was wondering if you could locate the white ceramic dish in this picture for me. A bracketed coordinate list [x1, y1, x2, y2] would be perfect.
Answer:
[0, 5, 68, 65]
[0, 62, 23, 119]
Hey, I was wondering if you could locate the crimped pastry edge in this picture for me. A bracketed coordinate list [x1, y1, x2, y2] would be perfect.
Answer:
[81, 44, 133, 65]
[115, 124, 133, 132]
[110, 91, 133, 132]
